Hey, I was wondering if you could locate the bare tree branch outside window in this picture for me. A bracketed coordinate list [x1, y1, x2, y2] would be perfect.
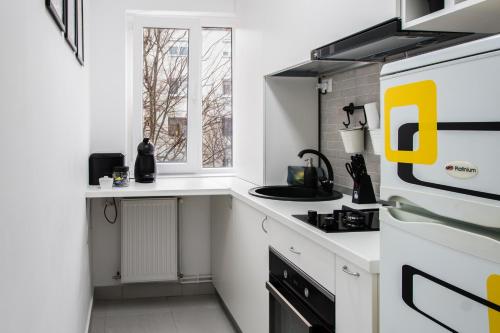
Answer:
[142, 27, 233, 168]
[201, 28, 233, 168]
[143, 28, 189, 163]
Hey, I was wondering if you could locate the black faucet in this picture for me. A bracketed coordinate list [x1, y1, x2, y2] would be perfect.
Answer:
[297, 149, 334, 193]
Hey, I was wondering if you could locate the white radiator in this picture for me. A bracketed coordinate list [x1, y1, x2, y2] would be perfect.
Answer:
[121, 198, 178, 283]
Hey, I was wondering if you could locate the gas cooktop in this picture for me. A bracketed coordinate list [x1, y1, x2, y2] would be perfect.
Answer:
[292, 205, 379, 233]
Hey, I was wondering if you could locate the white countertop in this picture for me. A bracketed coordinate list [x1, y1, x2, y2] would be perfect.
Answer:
[86, 176, 380, 273]
[86, 176, 231, 198]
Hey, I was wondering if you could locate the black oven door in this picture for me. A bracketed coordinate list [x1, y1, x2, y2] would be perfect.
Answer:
[267, 281, 332, 333]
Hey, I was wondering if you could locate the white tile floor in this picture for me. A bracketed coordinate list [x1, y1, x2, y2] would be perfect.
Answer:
[89, 295, 237, 333]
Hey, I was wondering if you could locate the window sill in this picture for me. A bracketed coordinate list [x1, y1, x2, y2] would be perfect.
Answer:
[154, 172, 236, 179]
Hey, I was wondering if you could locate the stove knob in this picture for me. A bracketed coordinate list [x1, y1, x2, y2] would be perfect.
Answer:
[324, 216, 334, 226]
[307, 210, 318, 222]
[283, 270, 288, 279]
[304, 287, 309, 298]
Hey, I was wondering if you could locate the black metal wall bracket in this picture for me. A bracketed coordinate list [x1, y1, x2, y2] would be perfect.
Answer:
[342, 103, 367, 128]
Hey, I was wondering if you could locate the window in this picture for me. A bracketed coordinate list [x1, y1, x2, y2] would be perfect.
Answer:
[131, 15, 234, 173]
[168, 117, 187, 137]
[179, 46, 189, 56]
[143, 27, 189, 163]
[222, 39, 231, 58]
[222, 79, 231, 96]
[168, 43, 189, 57]
[202, 28, 233, 168]
[222, 116, 232, 137]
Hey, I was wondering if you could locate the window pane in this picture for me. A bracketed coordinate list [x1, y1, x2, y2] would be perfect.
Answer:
[143, 28, 189, 163]
[202, 28, 232, 168]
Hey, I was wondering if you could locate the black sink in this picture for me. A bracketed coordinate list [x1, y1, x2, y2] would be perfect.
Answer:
[249, 185, 343, 202]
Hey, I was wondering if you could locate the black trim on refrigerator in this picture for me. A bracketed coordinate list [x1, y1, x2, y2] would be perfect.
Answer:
[397, 122, 500, 201]
[402, 265, 500, 333]
[318, 77, 322, 171]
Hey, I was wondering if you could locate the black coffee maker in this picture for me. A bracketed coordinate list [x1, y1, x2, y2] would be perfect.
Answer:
[134, 138, 156, 183]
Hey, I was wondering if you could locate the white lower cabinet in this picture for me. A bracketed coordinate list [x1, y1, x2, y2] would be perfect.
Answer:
[211, 196, 269, 333]
[335, 255, 379, 333]
[212, 196, 379, 333]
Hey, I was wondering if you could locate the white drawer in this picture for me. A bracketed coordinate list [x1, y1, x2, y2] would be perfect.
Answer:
[268, 218, 335, 294]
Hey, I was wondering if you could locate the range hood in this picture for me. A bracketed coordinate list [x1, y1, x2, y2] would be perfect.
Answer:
[311, 18, 483, 62]
[267, 59, 370, 77]
[268, 18, 487, 77]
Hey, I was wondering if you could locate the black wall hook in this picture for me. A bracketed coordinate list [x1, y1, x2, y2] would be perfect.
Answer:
[342, 103, 367, 128]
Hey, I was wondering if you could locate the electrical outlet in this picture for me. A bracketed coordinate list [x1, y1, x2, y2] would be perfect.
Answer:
[325, 78, 333, 93]
[317, 78, 333, 94]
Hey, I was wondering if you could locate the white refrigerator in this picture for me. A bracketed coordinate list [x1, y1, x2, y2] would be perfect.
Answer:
[379, 35, 500, 333]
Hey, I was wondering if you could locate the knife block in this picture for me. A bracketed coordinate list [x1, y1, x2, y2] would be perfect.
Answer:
[352, 174, 377, 204]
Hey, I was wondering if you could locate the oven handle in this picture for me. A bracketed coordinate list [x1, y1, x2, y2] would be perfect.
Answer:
[266, 281, 314, 329]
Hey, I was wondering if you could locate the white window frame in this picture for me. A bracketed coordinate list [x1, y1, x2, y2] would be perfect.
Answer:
[128, 12, 237, 175]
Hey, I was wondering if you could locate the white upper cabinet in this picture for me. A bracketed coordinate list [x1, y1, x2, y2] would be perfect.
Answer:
[401, 0, 500, 33]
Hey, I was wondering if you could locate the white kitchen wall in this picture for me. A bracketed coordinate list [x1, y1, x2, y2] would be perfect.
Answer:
[89, 0, 234, 156]
[264, 77, 319, 185]
[0, 1, 91, 333]
[235, 0, 397, 76]
[89, 0, 396, 186]
[234, 0, 397, 185]
[88, 0, 234, 291]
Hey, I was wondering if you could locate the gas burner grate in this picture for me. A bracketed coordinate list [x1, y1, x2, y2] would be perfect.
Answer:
[292, 205, 379, 233]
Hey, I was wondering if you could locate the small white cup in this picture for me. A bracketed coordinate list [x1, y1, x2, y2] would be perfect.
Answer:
[99, 176, 113, 189]
[364, 102, 380, 129]
[339, 126, 365, 153]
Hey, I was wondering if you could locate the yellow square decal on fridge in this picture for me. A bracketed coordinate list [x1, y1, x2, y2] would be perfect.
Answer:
[384, 80, 437, 164]
[487, 274, 500, 333]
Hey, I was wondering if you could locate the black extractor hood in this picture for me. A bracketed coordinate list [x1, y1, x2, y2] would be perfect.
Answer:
[311, 18, 487, 62]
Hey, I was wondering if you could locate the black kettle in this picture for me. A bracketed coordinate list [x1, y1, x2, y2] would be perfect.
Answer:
[134, 138, 156, 183]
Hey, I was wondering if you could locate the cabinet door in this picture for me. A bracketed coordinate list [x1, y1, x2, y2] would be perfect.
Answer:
[211, 196, 270, 333]
[335, 256, 379, 333]
[210, 196, 233, 295]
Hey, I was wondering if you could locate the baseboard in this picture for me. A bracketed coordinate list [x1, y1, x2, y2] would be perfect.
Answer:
[93, 281, 215, 300]
[215, 291, 243, 333]
[84, 297, 93, 333]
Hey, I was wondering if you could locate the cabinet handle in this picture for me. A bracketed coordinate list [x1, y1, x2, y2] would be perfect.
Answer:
[261, 216, 268, 234]
[342, 265, 360, 277]
[289, 246, 301, 255]
[266, 282, 313, 328]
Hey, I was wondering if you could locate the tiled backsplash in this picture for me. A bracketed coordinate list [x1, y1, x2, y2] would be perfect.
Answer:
[320, 64, 382, 197]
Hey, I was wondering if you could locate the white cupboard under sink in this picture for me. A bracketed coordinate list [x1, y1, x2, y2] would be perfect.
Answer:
[211, 196, 269, 333]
